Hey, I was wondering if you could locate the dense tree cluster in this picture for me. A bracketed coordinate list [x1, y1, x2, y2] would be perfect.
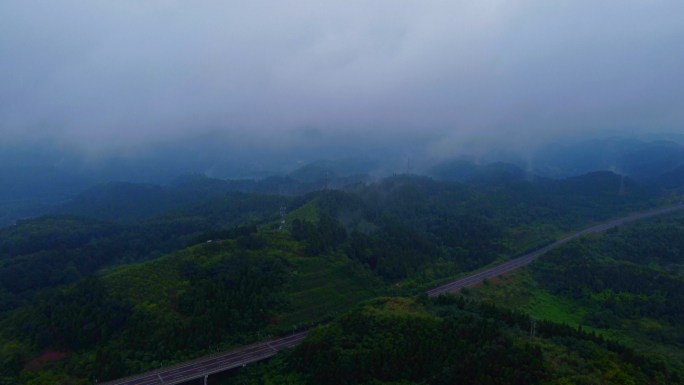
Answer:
[16, 276, 131, 351]
[294, 298, 547, 385]
[0, 192, 293, 300]
[0, 247, 292, 382]
[345, 215, 444, 280]
[304, 172, 652, 281]
[224, 295, 681, 384]
[532, 213, 684, 330]
[175, 254, 289, 341]
[290, 216, 348, 256]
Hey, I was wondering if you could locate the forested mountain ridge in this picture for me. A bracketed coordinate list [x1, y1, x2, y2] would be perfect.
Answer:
[530, 138, 684, 180]
[0, 165, 93, 227]
[0, 221, 386, 384]
[318, 172, 655, 275]
[428, 160, 529, 183]
[3, 134, 683, 228]
[52, 176, 308, 223]
[428, 137, 684, 183]
[0, 191, 300, 303]
[287, 158, 378, 182]
[50, 167, 661, 228]
[0, 170, 681, 384]
[52, 174, 373, 223]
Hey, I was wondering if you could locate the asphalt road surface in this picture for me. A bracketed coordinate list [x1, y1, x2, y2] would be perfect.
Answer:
[107, 332, 308, 385]
[427, 204, 684, 296]
[106, 204, 684, 385]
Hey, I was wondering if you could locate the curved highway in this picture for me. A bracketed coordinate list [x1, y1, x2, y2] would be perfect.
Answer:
[105, 204, 684, 385]
[428, 204, 684, 296]
[105, 332, 308, 385]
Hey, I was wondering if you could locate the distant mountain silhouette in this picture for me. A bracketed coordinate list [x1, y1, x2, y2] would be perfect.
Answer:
[428, 159, 529, 185]
[288, 158, 378, 182]
[54, 173, 372, 222]
[531, 138, 684, 180]
[0, 165, 93, 226]
[652, 165, 684, 191]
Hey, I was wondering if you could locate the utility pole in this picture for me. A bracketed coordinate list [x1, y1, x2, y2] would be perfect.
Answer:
[324, 172, 328, 190]
[530, 317, 536, 340]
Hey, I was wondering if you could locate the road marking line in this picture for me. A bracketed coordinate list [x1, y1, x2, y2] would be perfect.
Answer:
[156, 345, 275, 382]
[120, 374, 162, 385]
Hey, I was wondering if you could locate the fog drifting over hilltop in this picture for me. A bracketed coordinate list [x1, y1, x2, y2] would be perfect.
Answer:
[1, 0, 683, 157]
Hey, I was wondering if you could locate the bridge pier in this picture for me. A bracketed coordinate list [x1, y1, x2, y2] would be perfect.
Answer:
[203, 375, 208, 385]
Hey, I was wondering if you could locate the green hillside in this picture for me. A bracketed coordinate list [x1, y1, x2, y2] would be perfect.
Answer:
[219, 296, 682, 384]
[0, 226, 385, 384]
[0, 172, 678, 384]
[53, 175, 318, 223]
[0, 191, 295, 299]
[464, 210, 684, 373]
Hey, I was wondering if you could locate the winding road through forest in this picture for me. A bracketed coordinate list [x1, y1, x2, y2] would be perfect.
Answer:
[105, 204, 684, 385]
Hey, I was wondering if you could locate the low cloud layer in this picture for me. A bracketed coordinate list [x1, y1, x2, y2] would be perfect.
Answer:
[1, 0, 683, 155]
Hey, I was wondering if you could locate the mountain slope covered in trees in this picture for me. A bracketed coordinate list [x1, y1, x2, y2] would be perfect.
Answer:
[465, 210, 684, 375]
[220, 296, 682, 384]
[0, 171, 681, 384]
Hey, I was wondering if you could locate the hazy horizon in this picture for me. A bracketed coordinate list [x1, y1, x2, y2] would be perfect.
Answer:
[2, 0, 683, 161]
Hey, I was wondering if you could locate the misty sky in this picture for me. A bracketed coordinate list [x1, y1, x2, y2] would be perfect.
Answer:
[1, 1, 683, 156]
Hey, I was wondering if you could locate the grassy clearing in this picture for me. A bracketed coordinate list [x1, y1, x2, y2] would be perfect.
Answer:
[284, 201, 319, 223]
[464, 262, 684, 368]
[526, 289, 586, 326]
[465, 267, 625, 341]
